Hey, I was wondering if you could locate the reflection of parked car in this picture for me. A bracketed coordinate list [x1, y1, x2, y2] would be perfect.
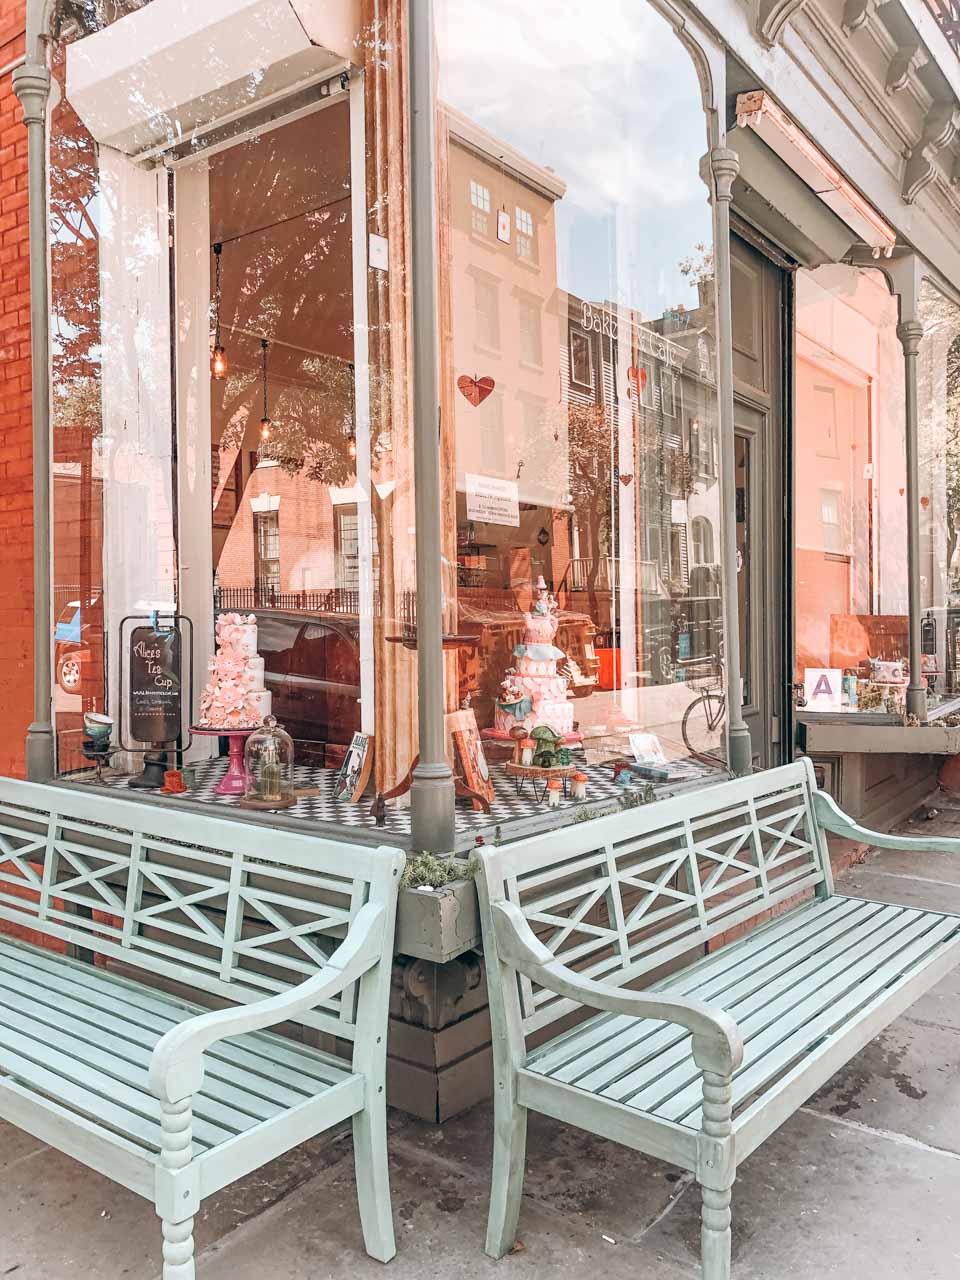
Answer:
[217, 609, 361, 765]
[54, 598, 103, 695]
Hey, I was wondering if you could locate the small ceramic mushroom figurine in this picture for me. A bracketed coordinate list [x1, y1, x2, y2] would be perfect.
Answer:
[521, 736, 536, 766]
[571, 771, 588, 802]
[546, 778, 563, 808]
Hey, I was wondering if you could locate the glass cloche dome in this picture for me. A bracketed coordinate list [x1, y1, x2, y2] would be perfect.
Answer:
[243, 715, 296, 806]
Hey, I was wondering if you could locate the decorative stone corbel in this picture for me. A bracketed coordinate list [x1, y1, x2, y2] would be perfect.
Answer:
[886, 40, 925, 95]
[841, 0, 877, 34]
[754, 0, 811, 46]
[902, 101, 960, 203]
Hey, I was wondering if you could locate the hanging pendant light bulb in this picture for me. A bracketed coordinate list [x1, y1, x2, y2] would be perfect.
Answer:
[259, 338, 273, 441]
[211, 242, 228, 380]
[347, 433, 357, 461]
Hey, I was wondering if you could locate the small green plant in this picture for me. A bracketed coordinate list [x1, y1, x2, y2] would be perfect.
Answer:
[400, 852, 479, 890]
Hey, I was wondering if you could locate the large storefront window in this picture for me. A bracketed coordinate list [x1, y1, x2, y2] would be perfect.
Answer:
[794, 264, 907, 715]
[49, 1, 419, 805]
[918, 280, 960, 702]
[436, 0, 725, 778]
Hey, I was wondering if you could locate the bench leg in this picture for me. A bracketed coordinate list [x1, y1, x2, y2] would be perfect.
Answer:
[700, 1069, 734, 1280]
[701, 1186, 731, 1280]
[353, 1093, 396, 1263]
[161, 1217, 196, 1280]
[485, 1089, 527, 1259]
[159, 1097, 197, 1279]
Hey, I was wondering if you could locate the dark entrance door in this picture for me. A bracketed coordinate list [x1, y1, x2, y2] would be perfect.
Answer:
[729, 233, 790, 768]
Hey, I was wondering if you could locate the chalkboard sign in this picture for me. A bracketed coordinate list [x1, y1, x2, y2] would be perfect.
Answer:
[129, 625, 181, 744]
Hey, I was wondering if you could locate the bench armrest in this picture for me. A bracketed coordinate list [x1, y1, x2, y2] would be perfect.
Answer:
[492, 901, 743, 1076]
[813, 790, 960, 854]
[149, 902, 385, 1104]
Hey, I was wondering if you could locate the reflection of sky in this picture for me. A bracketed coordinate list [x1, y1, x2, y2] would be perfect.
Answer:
[437, 0, 712, 320]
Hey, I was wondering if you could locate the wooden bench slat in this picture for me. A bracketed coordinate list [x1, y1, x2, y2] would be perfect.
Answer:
[679, 911, 960, 1128]
[0, 960, 311, 1112]
[610, 903, 931, 1114]
[538, 897, 888, 1089]
[0, 984, 286, 1125]
[0, 940, 349, 1088]
[584, 899, 908, 1103]
[0, 1043, 191, 1153]
[0, 998, 266, 1136]
[0, 1019, 237, 1147]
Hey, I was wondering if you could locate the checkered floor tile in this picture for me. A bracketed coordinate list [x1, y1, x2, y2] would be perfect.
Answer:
[87, 756, 635, 841]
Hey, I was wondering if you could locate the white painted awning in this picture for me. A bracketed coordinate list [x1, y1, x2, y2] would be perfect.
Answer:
[66, 0, 359, 155]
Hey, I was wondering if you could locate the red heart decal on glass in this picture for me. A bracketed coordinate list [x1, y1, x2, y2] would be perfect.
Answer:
[899, 488, 905, 497]
[921, 496, 930, 509]
[458, 375, 495, 407]
[620, 474, 634, 487]
[627, 367, 647, 395]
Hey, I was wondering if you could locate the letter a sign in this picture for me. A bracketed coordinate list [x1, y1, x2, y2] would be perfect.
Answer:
[804, 668, 842, 711]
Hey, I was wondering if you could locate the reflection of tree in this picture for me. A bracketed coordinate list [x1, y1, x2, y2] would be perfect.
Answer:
[54, 0, 151, 40]
[50, 86, 102, 438]
[917, 289, 960, 598]
[547, 401, 613, 613]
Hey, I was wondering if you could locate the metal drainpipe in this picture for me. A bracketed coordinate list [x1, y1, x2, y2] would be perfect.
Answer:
[898, 319, 927, 721]
[408, 0, 456, 851]
[710, 145, 754, 776]
[13, 63, 56, 782]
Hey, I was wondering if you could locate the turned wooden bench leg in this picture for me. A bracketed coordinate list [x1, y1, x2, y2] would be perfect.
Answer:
[699, 1070, 734, 1280]
[162, 1217, 196, 1279]
[159, 1098, 197, 1280]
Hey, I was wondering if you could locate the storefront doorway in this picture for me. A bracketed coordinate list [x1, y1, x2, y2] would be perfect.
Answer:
[730, 233, 790, 768]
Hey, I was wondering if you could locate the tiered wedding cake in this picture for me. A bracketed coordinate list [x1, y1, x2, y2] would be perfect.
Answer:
[494, 579, 574, 737]
[198, 613, 272, 729]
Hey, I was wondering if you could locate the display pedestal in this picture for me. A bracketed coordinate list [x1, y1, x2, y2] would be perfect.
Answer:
[191, 726, 256, 796]
[128, 749, 169, 791]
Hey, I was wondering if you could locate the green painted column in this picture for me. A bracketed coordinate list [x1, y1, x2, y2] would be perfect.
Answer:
[710, 145, 754, 777]
[897, 318, 928, 722]
[408, 0, 456, 851]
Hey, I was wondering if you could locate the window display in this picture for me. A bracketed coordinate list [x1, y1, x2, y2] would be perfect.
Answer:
[47, 0, 419, 815]
[437, 0, 725, 775]
[794, 264, 908, 714]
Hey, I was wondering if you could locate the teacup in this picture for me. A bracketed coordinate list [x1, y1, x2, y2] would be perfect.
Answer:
[83, 712, 113, 744]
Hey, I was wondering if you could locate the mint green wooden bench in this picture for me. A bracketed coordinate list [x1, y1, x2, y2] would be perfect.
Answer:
[476, 759, 960, 1279]
[0, 778, 405, 1277]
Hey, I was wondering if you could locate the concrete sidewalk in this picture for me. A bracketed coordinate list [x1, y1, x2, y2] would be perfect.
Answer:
[5, 800, 960, 1279]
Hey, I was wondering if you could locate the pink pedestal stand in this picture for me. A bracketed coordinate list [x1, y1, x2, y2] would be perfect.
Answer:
[191, 726, 257, 796]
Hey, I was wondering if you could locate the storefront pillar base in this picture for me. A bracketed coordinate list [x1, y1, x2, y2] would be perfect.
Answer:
[25, 721, 55, 783]
[410, 762, 457, 853]
[727, 723, 754, 777]
[906, 686, 928, 721]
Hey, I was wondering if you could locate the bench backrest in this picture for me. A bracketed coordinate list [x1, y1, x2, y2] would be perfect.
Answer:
[477, 759, 831, 1038]
[0, 779, 405, 1044]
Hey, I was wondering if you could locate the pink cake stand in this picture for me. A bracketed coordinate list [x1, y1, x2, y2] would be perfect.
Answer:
[191, 726, 258, 797]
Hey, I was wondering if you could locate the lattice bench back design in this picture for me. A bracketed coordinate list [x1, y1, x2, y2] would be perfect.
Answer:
[0, 780, 403, 1044]
[479, 760, 831, 1037]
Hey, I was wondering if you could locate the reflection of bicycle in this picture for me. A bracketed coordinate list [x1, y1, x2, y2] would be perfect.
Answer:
[681, 659, 726, 765]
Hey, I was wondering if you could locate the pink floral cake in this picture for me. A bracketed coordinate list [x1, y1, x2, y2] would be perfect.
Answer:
[494, 582, 574, 736]
[198, 613, 272, 729]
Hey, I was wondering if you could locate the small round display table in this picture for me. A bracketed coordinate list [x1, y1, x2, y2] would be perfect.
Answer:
[190, 726, 257, 796]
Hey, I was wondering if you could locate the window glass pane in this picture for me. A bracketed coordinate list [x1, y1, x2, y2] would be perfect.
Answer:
[918, 280, 960, 701]
[438, 0, 723, 780]
[794, 265, 906, 713]
[49, 2, 415, 799]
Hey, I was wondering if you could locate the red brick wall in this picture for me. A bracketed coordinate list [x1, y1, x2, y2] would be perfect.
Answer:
[0, 2, 32, 780]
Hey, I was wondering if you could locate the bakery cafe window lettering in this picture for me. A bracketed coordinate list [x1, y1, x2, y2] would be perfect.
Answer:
[439, 0, 725, 779]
